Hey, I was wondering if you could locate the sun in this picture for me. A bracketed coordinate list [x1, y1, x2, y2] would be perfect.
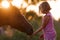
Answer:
[1, 0, 10, 8]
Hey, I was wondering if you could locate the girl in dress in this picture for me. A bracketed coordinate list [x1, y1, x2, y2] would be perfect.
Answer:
[33, 1, 56, 40]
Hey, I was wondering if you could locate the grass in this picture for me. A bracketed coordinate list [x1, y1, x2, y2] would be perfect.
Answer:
[0, 15, 60, 40]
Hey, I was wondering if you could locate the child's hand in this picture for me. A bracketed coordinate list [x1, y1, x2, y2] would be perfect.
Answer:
[32, 32, 37, 35]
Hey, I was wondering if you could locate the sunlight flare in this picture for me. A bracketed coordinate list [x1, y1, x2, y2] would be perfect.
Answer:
[1, 0, 10, 8]
[11, 0, 24, 8]
[48, 1, 60, 21]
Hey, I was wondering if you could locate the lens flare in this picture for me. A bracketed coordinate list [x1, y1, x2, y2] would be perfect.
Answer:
[1, 0, 10, 8]
[0, 0, 60, 21]
[22, 1, 28, 8]
[11, 0, 24, 8]
[26, 5, 39, 16]
[48, 1, 60, 21]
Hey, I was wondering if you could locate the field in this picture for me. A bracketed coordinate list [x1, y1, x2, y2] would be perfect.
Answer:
[0, 11, 60, 40]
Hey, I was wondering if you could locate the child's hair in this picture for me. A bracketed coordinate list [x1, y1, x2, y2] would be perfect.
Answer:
[39, 1, 51, 13]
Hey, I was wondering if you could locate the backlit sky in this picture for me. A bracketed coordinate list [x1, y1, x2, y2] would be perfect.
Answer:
[0, 0, 60, 21]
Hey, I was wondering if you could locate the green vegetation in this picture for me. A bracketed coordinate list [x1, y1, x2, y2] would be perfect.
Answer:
[0, 11, 60, 40]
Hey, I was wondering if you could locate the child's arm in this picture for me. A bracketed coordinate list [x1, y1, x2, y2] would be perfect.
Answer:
[33, 15, 50, 35]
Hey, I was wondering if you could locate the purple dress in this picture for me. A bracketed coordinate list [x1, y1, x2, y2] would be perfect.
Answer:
[42, 12, 56, 40]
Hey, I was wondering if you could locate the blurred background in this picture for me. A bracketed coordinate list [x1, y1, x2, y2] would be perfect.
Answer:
[0, 0, 60, 40]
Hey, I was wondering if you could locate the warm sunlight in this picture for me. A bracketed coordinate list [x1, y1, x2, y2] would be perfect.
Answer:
[11, 0, 24, 8]
[26, 1, 60, 21]
[0, 0, 60, 21]
[22, 1, 28, 8]
[26, 5, 39, 16]
[48, 1, 60, 21]
[1, 0, 10, 8]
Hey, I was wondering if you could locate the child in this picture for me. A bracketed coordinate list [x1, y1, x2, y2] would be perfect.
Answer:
[33, 1, 56, 40]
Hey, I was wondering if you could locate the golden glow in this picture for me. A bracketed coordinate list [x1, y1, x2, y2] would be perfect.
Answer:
[1, 0, 10, 8]
[11, 0, 28, 8]
[22, 1, 28, 8]
[11, 0, 24, 8]
[48, 1, 60, 21]
[26, 5, 39, 16]
[26, 1, 44, 16]
[26, 1, 60, 21]
[0, 0, 60, 21]
[28, 16, 32, 20]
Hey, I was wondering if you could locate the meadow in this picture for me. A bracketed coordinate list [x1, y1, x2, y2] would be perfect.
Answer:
[0, 11, 60, 40]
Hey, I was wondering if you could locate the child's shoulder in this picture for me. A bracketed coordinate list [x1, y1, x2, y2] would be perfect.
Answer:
[44, 13, 51, 19]
[45, 12, 51, 17]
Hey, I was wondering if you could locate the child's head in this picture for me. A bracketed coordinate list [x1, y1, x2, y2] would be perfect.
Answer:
[39, 1, 51, 14]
